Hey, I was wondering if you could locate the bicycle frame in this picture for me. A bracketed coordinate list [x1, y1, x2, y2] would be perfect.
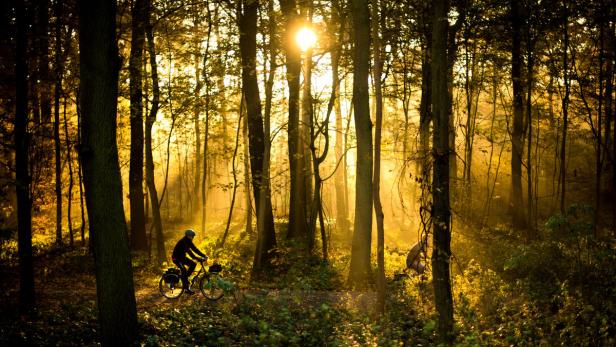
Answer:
[187, 260, 208, 289]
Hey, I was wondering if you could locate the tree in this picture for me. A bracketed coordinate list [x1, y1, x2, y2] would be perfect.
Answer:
[238, 0, 277, 273]
[371, 0, 386, 314]
[53, 0, 63, 247]
[560, 2, 570, 214]
[331, 0, 348, 235]
[129, 0, 148, 251]
[15, 0, 35, 313]
[144, 0, 166, 264]
[431, 0, 454, 341]
[77, 0, 138, 344]
[510, 0, 527, 228]
[280, 0, 310, 245]
[348, 0, 373, 286]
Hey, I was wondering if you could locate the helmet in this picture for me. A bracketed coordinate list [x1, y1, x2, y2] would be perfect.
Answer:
[185, 229, 196, 237]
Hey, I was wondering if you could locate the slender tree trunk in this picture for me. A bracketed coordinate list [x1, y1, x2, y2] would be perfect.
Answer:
[348, 0, 373, 287]
[129, 0, 147, 251]
[301, 4, 315, 245]
[371, 0, 386, 314]
[243, 97, 253, 235]
[53, 0, 63, 247]
[193, 43, 202, 215]
[560, 4, 570, 214]
[201, 4, 213, 234]
[76, 92, 86, 245]
[596, 20, 605, 232]
[177, 139, 183, 220]
[256, 0, 277, 258]
[145, 4, 166, 264]
[238, 0, 277, 273]
[221, 98, 244, 248]
[419, 23, 432, 188]
[526, 29, 535, 232]
[432, 0, 454, 341]
[77, 0, 138, 343]
[15, 1, 35, 313]
[63, 96, 74, 246]
[510, 0, 526, 227]
[36, 0, 52, 126]
[303, 50, 316, 250]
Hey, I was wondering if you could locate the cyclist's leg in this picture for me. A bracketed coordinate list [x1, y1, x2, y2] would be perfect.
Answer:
[173, 259, 189, 288]
[185, 258, 196, 277]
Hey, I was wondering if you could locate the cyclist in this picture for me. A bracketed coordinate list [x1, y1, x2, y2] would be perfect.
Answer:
[172, 229, 207, 294]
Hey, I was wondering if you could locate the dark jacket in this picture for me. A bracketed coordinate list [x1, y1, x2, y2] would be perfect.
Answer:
[172, 236, 206, 262]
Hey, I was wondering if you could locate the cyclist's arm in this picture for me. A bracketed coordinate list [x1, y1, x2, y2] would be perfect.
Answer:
[189, 241, 206, 259]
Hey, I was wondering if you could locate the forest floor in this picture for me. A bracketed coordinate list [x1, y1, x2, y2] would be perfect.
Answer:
[1, 216, 615, 346]
[0, 227, 431, 346]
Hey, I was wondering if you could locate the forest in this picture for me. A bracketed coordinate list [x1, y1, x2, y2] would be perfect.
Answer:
[1, 0, 615, 345]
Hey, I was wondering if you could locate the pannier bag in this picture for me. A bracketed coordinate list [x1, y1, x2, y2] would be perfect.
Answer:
[209, 263, 223, 273]
[163, 268, 181, 284]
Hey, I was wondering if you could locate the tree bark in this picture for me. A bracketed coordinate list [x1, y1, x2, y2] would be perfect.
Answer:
[560, 4, 570, 214]
[63, 96, 74, 246]
[15, 1, 35, 313]
[431, 0, 454, 342]
[371, 0, 386, 314]
[144, 3, 166, 264]
[201, 4, 213, 234]
[238, 0, 277, 273]
[348, 0, 373, 287]
[510, 0, 526, 227]
[280, 0, 309, 243]
[129, 0, 147, 251]
[77, 0, 138, 343]
[54, 0, 63, 247]
[332, 2, 348, 235]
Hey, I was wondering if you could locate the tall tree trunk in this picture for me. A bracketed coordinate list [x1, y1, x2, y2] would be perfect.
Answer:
[332, 3, 348, 234]
[526, 20, 535, 232]
[348, 0, 373, 287]
[145, 4, 166, 264]
[371, 0, 386, 314]
[301, 4, 315, 247]
[77, 0, 138, 343]
[76, 92, 87, 245]
[560, 4, 570, 214]
[36, 0, 52, 125]
[201, 3, 213, 234]
[419, 5, 432, 194]
[193, 40, 202, 215]
[258, 0, 277, 260]
[15, 1, 35, 313]
[279, 0, 309, 243]
[510, 0, 526, 227]
[238, 0, 277, 273]
[129, 0, 147, 251]
[221, 98, 244, 248]
[243, 97, 253, 235]
[431, 0, 454, 342]
[63, 96, 74, 246]
[54, 0, 63, 247]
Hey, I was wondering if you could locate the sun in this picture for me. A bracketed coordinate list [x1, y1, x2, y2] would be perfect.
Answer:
[296, 27, 317, 52]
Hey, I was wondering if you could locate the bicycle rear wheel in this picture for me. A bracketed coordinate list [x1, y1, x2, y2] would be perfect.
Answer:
[199, 273, 224, 301]
[159, 274, 184, 299]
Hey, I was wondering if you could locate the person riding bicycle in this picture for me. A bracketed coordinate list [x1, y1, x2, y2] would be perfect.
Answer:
[172, 229, 207, 294]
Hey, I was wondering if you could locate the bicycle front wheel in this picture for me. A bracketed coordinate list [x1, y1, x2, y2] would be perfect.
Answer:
[199, 274, 224, 301]
[159, 274, 184, 299]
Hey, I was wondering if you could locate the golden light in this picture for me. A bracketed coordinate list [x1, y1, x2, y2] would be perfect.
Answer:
[296, 27, 317, 52]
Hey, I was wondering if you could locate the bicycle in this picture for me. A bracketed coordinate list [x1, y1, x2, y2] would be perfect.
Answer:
[159, 259, 225, 301]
